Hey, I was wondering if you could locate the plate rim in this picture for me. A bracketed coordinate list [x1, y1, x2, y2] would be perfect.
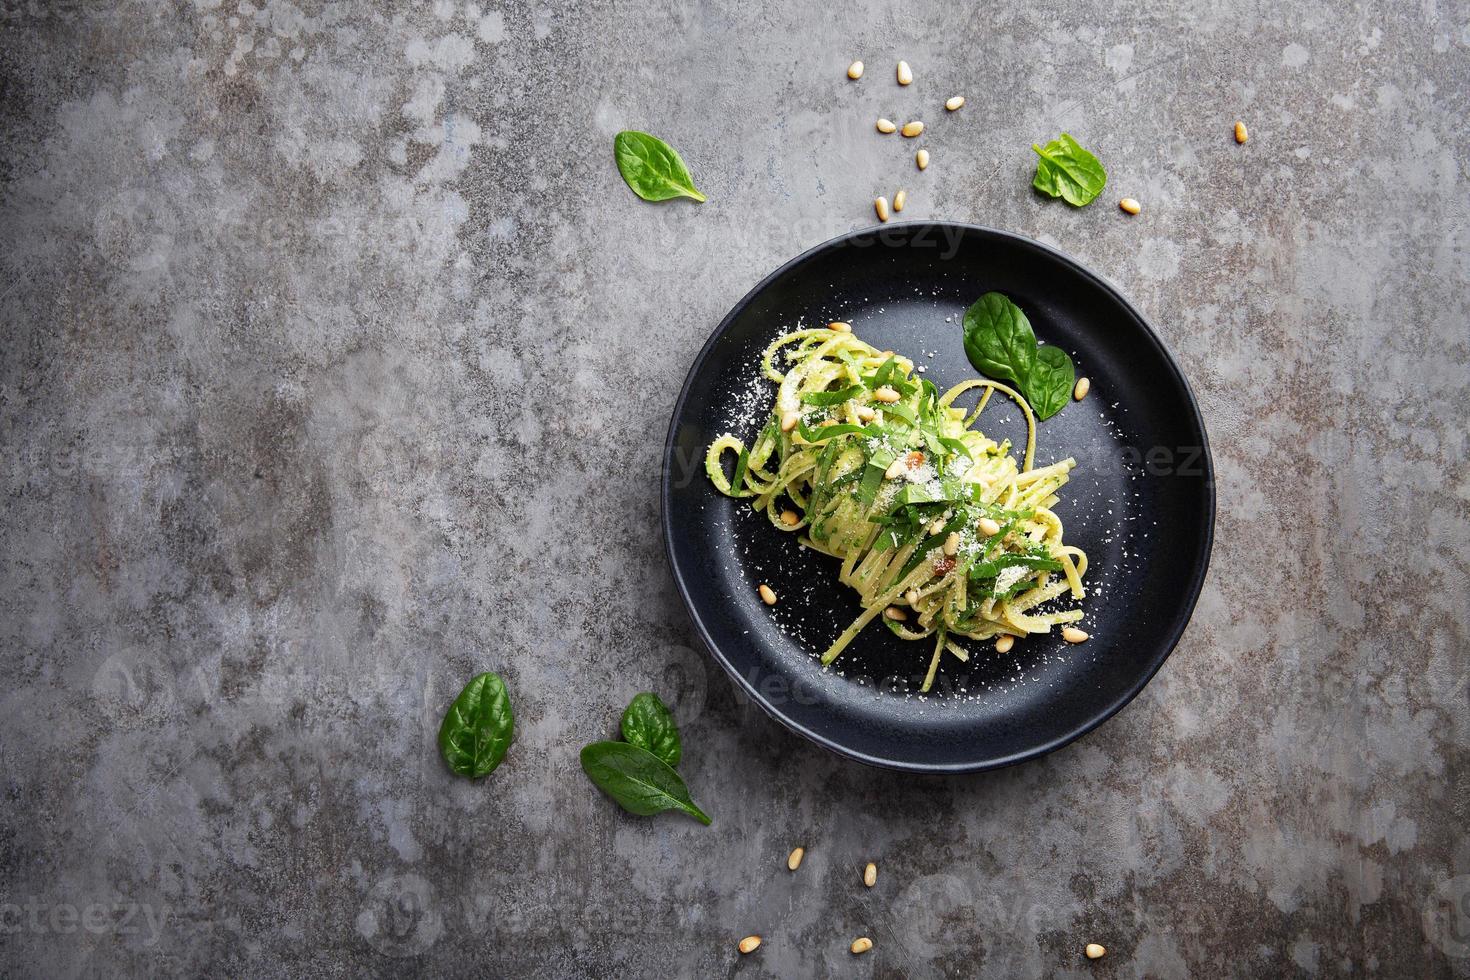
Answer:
[660, 221, 1216, 774]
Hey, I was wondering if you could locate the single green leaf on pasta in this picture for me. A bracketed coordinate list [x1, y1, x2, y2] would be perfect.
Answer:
[613, 130, 707, 203]
[580, 741, 712, 825]
[1031, 133, 1107, 207]
[962, 291, 1038, 385]
[1024, 345, 1077, 421]
[619, 692, 682, 768]
[438, 672, 514, 778]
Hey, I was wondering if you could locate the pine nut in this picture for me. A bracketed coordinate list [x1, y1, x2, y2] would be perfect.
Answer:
[787, 846, 805, 870]
[1062, 626, 1089, 643]
[893, 189, 907, 212]
[977, 517, 1001, 537]
[896, 60, 912, 85]
[901, 121, 924, 137]
[874, 196, 890, 222]
[780, 411, 799, 432]
[864, 862, 877, 887]
[884, 458, 906, 480]
[916, 149, 930, 170]
[758, 584, 777, 605]
[1073, 376, 1090, 400]
[739, 936, 762, 954]
[928, 518, 945, 534]
[1085, 943, 1106, 959]
[847, 60, 864, 80]
[883, 606, 907, 621]
[851, 937, 874, 955]
[781, 510, 800, 527]
[876, 118, 897, 134]
[1234, 120, 1248, 143]
[945, 95, 965, 111]
[873, 386, 901, 403]
[943, 531, 959, 556]
[905, 588, 920, 606]
[828, 321, 852, 333]
[1119, 197, 1141, 215]
[856, 405, 876, 422]
[995, 634, 1014, 653]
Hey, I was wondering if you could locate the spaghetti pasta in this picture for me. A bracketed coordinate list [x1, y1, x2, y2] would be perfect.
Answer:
[706, 325, 1088, 691]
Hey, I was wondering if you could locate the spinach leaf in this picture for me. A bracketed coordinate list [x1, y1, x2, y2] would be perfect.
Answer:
[961, 292, 1076, 421]
[1031, 133, 1107, 207]
[1026, 345, 1076, 421]
[800, 384, 865, 406]
[619, 692, 681, 767]
[963, 292, 1037, 385]
[731, 443, 751, 495]
[797, 421, 875, 442]
[438, 672, 514, 778]
[580, 741, 712, 825]
[614, 131, 707, 203]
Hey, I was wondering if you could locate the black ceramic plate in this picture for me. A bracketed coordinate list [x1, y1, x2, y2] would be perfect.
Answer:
[662, 223, 1214, 773]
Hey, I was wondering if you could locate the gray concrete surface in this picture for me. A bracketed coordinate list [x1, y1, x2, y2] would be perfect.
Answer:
[2, 1, 1468, 977]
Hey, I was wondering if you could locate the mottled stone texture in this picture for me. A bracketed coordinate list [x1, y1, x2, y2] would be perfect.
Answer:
[1, 0, 1467, 977]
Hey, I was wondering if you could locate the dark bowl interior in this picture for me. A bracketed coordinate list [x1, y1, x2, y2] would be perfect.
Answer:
[662, 223, 1214, 772]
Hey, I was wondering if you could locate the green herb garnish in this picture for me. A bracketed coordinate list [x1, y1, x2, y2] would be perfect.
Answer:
[613, 131, 707, 203]
[619, 692, 681, 768]
[800, 384, 866, 406]
[1031, 133, 1106, 207]
[580, 742, 711, 825]
[961, 291, 1077, 421]
[438, 672, 515, 778]
[582, 693, 710, 825]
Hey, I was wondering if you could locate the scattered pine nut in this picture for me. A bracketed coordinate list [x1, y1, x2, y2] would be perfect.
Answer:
[945, 95, 965, 111]
[1073, 376, 1091, 401]
[883, 605, 907, 621]
[893, 189, 907, 212]
[876, 118, 897, 134]
[995, 634, 1014, 653]
[864, 862, 878, 887]
[874, 196, 890, 222]
[896, 60, 912, 85]
[873, 385, 900, 403]
[905, 587, 921, 606]
[1062, 626, 1089, 643]
[787, 846, 805, 871]
[1234, 120, 1248, 143]
[928, 518, 945, 534]
[851, 937, 874, 955]
[943, 532, 959, 556]
[901, 120, 924, 137]
[1085, 943, 1106, 960]
[856, 405, 876, 422]
[780, 411, 799, 432]
[1119, 197, 1141, 215]
[780, 510, 800, 527]
[758, 584, 777, 605]
[828, 321, 852, 333]
[916, 148, 930, 170]
[847, 61, 864, 80]
[977, 517, 1001, 537]
[883, 458, 907, 480]
[739, 936, 762, 954]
